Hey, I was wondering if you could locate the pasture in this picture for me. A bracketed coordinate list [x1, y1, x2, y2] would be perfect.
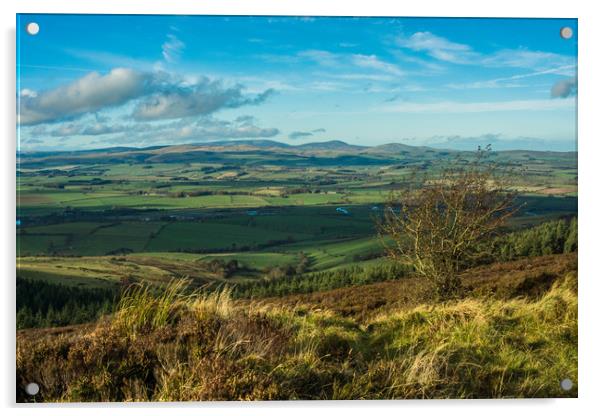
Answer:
[17, 141, 578, 289]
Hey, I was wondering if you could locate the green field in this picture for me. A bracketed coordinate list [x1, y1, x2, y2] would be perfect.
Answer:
[17, 141, 577, 289]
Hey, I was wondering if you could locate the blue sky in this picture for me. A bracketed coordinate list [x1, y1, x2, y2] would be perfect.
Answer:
[17, 14, 577, 151]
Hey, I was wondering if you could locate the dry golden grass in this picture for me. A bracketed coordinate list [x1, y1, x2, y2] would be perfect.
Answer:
[271, 253, 577, 322]
[16, 254, 577, 402]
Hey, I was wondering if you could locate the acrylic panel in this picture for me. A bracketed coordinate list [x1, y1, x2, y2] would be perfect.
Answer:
[16, 14, 578, 402]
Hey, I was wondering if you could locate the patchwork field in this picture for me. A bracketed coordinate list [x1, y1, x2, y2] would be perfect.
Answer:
[16, 140, 578, 401]
[17, 142, 577, 287]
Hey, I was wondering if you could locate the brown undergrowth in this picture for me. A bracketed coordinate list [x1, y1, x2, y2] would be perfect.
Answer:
[17, 254, 577, 401]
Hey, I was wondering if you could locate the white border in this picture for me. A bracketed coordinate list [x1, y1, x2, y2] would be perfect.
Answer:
[2, 1, 600, 415]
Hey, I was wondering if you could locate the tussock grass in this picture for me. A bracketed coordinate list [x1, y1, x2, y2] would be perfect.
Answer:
[347, 271, 578, 399]
[111, 279, 194, 336]
[17, 269, 577, 402]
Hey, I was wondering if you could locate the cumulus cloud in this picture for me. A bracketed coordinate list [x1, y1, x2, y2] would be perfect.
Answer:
[20, 89, 38, 98]
[31, 115, 280, 148]
[19, 68, 151, 125]
[162, 34, 185, 63]
[49, 124, 82, 137]
[81, 123, 128, 136]
[39, 121, 131, 137]
[96, 116, 279, 145]
[551, 77, 577, 98]
[133, 79, 275, 121]
[19, 68, 275, 126]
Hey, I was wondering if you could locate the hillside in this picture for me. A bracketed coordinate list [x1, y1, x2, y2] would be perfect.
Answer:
[270, 253, 577, 322]
[17, 253, 577, 401]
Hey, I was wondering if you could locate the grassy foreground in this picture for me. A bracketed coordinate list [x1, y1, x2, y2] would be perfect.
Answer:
[17, 269, 577, 401]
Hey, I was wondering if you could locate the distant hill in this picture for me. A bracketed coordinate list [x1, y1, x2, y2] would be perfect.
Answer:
[196, 139, 291, 149]
[18, 138, 577, 168]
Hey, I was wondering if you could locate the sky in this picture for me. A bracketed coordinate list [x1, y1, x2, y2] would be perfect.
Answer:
[17, 14, 577, 152]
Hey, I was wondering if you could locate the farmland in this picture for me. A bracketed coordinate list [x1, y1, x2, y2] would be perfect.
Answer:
[17, 140, 577, 288]
[16, 139, 578, 400]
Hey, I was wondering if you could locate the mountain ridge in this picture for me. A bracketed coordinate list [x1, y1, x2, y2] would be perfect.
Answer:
[19, 138, 578, 156]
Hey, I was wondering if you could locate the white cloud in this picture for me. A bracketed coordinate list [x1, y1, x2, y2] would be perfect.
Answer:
[93, 116, 280, 146]
[337, 73, 395, 82]
[447, 65, 577, 90]
[396, 32, 477, 64]
[27, 114, 280, 148]
[297, 49, 404, 79]
[482, 49, 575, 70]
[308, 81, 348, 91]
[133, 79, 274, 121]
[396, 32, 575, 71]
[162, 34, 185, 63]
[65, 48, 157, 70]
[20, 89, 38, 98]
[19, 68, 151, 125]
[19, 68, 275, 125]
[382, 99, 574, 114]
[412, 133, 575, 152]
[351, 54, 404, 77]
[298, 49, 339, 67]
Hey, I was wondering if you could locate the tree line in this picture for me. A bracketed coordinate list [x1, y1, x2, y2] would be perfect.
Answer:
[491, 217, 577, 261]
[16, 279, 118, 329]
[231, 262, 412, 299]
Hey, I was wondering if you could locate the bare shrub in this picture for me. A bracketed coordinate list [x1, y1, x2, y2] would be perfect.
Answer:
[379, 148, 518, 300]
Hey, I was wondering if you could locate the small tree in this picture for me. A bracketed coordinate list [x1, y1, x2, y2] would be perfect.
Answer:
[379, 148, 518, 300]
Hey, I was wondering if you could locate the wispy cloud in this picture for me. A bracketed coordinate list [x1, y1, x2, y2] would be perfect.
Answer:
[447, 65, 577, 90]
[396, 32, 575, 71]
[482, 49, 574, 70]
[337, 73, 395, 82]
[64, 48, 157, 70]
[298, 49, 339, 67]
[351, 54, 404, 77]
[396, 32, 477, 64]
[382, 99, 574, 114]
[162, 34, 185, 63]
[410, 133, 575, 152]
[298, 49, 404, 78]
